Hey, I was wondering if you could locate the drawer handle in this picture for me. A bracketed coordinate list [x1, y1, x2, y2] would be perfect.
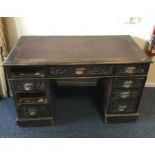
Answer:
[23, 82, 34, 91]
[124, 67, 136, 74]
[28, 108, 37, 116]
[118, 105, 127, 112]
[123, 80, 133, 88]
[38, 98, 44, 103]
[75, 67, 86, 75]
[120, 92, 130, 99]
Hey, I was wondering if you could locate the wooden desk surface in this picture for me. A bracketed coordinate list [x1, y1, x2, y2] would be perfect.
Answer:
[4, 35, 151, 66]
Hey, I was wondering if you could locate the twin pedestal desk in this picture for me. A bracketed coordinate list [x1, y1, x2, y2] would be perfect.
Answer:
[3, 36, 152, 126]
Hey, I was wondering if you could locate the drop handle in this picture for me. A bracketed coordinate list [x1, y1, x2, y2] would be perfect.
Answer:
[118, 105, 127, 111]
[123, 81, 133, 88]
[75, 67, 86, 75]
[120, 92, 130, 99]
[124, 67, 136, 73]
[28, 108, 37, 116]
[23, 82, 34, 91]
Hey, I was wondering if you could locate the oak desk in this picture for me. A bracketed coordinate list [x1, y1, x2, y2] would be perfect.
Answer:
[4, 36, 152, 126]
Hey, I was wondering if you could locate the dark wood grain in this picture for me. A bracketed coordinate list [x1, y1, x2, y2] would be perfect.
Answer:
[4, 35, 152, 66]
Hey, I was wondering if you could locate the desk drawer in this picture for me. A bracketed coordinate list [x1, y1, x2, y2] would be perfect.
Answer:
[108, 101, 137, 114]
[111, 89, 140, 101]
[116, 64, 149, 75]
[15, 92, 48, 105]
[7, 66, 46, 78]
[49, 65, 113, 77]
[19, 105, 52, 118]
[10, 79, 48, 92]
[113, 78, 146, 89]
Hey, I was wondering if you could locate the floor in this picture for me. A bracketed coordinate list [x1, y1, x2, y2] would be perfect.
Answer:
[0, 87, 155, 138]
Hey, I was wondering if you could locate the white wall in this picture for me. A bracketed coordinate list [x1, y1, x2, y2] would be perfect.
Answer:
[5, 17, 155, 86]
[7, 17, 155, 47]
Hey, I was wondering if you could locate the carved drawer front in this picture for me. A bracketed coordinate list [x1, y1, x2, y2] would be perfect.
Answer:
[116, 64, 149, 75]
[10, 79, 48, 92]
[49, 65, 113, 77]
[19, 105, 51, 118]
[108, 101, 137, 114]
[113, 78, 145, 89]
[7, 66, 46, 78]
[111, 89, 140, 101]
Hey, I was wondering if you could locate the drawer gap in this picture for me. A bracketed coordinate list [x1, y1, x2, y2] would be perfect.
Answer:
[16, 92, 47, 105]
[10, 67, 45, 77]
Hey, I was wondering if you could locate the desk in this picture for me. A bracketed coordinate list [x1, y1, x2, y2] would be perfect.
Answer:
[4, 36, 152, 126]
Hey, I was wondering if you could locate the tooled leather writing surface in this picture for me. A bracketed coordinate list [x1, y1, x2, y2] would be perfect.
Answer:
[4, 35, 151, 66]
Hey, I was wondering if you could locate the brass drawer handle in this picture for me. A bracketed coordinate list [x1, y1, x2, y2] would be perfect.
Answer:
[120, 92, 130, 99]
[28, 108, 37, 116]
[118, 104, 128, 112]
[124, 66, 136, 74]
[23, 82, 34, 91]
[75, 67, 86, 75]
[122, 80, 133, 88]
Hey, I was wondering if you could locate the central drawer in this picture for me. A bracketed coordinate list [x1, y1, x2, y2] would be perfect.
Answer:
[49, 65, 114, 77]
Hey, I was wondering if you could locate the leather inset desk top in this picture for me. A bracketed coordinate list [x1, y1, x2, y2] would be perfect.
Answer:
[4, 35, 151, 66]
